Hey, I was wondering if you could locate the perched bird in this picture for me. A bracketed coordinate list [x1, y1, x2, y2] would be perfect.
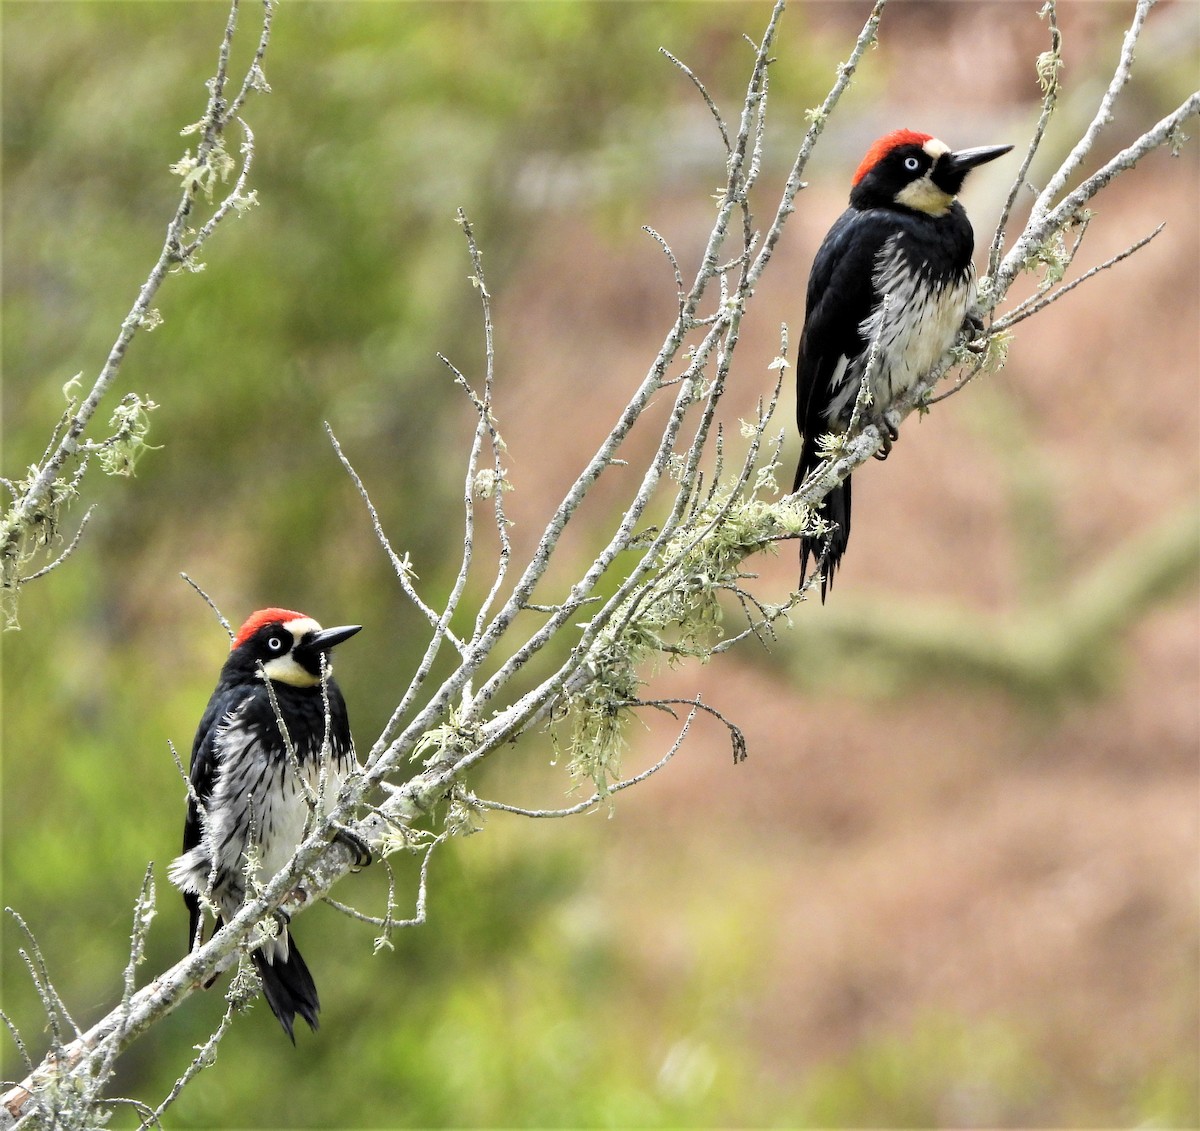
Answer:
[793, 129, 1012, 598]
[169, 608, 362, 1040]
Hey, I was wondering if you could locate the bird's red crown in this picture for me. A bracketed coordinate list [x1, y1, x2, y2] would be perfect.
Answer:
[232, 607, 306, 650]
[852, 129, 934, 185]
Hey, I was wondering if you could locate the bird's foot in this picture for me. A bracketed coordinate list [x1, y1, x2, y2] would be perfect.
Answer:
[961, 310, 988, 353]
[332, 824, 372, 870]
[871, 415, 898, 461]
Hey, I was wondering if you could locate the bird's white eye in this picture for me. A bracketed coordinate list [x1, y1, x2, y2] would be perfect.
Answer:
[267, 636, 283, 652]
[904, 156, 920, 172]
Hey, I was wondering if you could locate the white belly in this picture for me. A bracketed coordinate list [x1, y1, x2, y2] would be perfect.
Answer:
[828, 236, 975, 424]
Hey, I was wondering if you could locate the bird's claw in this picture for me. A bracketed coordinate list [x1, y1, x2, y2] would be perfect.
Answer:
[872, 415, 898, 460]
[332, 825, 372, 870]
[961, 310, 988, 353]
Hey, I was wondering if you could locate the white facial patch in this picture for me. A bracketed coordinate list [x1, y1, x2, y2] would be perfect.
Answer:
[260, 616, 327, 687]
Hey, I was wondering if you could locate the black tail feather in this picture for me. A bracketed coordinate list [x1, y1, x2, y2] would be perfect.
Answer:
[184, 891, 202, 953]
[795, 459, 852, 602]
[252, 941, 320, 1043]
[197, 913, 225, 990]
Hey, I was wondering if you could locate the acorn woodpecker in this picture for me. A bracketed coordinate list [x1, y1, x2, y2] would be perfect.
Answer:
[793, 129, 1012, 597]
[168, 608, 362, 1041]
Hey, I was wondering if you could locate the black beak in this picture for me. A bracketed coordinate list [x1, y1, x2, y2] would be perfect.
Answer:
[946, 143, 1013, 175]
[299, 624, 362, 656]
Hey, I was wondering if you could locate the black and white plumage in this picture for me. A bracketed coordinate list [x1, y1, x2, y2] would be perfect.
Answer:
[793, 129, 1011, 598]
[168, 608, 361, 1040]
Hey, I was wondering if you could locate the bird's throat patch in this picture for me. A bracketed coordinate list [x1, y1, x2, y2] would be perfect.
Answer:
[895, 174, 954, 216]
[260, 652, 325, 687]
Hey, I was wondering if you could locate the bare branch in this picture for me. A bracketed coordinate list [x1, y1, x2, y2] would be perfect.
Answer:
[1027, 0, 1152, 230]
[987, 0, 1061, 279]
[455, 209, 513, 642]
[992, 222, 1166, 333]
[992, 91, 1199, 304]
[180, 573, 233, 638]
[748, 0, 887, 290]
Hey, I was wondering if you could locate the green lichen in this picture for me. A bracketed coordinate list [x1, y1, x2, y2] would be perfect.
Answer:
[95, 395, 161, 478]
[551, 447, 807, 796]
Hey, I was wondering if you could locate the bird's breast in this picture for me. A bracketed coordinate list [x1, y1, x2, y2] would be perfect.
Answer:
[863, 237, 975, 406]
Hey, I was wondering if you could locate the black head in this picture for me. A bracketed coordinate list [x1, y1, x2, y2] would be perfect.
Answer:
[850, 129, 1012, 215]
[226, 607, 362, 687]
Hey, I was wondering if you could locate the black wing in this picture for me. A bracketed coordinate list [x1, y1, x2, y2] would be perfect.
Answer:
[793, 207, 907, 596]
[181, 688, 236, 853]
[180, 683, 247, 947]
[793, 207, 902, 492]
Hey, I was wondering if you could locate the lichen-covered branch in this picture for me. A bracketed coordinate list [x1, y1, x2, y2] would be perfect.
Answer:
[0, 0, 272, 631]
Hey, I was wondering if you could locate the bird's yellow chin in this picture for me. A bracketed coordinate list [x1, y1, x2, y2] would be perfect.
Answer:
[260, 653, 324, 687]
[895, 175, 954, 216]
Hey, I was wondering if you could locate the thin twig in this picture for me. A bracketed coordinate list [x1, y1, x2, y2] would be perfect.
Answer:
[475, 697, 707, 817]
[661, 47, 731, 155]
[987, 0, 1060, 280]
[17, 506, 96, 583]
[180, 573, 233, 638]
[643, 226, 686, 312]
[143, 996, 238, 1127]
[992, 223, 1166, 333]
